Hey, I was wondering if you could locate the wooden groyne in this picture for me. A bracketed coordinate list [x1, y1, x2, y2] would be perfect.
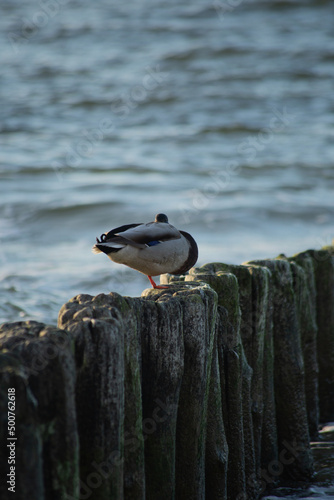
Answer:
[1, 246, 334, 500]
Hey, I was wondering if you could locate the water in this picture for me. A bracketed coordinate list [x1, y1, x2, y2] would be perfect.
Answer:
[1, 0, 334, 327]
[1, 3, 334, 495]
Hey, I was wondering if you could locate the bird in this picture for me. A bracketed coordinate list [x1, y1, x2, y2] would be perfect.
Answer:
[92, 213, 198, 289]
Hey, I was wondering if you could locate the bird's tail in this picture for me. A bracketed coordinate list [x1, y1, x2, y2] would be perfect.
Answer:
[92, 242, 125, 254]
[92, 244, 103, 254]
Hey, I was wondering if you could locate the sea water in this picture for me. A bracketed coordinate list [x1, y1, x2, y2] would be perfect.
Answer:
[1, 1, 334, 496]
[0, 0, 333, 324]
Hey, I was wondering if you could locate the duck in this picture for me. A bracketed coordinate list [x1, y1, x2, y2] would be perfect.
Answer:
[92, 213, 198, 289]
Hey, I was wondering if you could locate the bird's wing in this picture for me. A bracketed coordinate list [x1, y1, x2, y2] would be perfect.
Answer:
[115, 222, 181, 245]
[98, 235, 147, 249]
[103, 223, 142, 240]
[95, 221, 181, 252]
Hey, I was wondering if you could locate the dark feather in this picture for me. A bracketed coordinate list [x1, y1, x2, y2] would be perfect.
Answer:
[172, 230, 198, 274]
[101, 235, 146, 249]
[94, 244, 121, 254]
[101, 223, 179, 246]
[103, 223, 142, 240]
[124, 231, 179, 245]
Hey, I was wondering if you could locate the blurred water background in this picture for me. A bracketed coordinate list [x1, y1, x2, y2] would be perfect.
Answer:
[0, 0, 334, 325]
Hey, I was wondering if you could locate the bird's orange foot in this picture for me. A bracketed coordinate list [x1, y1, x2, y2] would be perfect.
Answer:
[148, 276, 169, 289]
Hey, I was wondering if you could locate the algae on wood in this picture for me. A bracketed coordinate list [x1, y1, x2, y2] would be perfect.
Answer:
[186, 270, 248, 499]
[138, 293, 184, 500]
[0, 321, 79, 500]
[248, 258, 313, 480]
[308, 247, 334, 422]
[59, 292, 144, 500]
[288, 253, 319, 438]
[246, 264, 277, 475]
[205, 324, 229, 500]
[171, 286, 217, 500]
[2, 244, 331, 500]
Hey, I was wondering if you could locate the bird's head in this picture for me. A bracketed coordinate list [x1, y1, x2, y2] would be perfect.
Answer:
[155, 213, 168, 223]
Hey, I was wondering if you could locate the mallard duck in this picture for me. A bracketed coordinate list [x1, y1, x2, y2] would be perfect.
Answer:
[92, 213, 198, 288]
